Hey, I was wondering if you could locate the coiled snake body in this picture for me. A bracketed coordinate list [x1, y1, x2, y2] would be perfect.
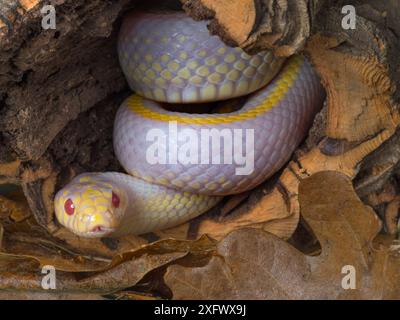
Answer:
[54, 11, 325, 238]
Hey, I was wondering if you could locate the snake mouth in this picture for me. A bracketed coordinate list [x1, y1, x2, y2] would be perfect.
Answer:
[88, 225, 116, 236]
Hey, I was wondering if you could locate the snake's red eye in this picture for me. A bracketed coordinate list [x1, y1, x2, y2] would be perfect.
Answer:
[64, 199, 75, 216]
[112, 192, 120, 208]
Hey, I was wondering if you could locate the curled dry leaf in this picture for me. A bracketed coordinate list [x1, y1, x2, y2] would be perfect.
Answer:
[0, 187, 176, 274]
[166, 229, 309, 299]
[164, 171, 400, 299]
[0, 189, 112, 272]
[0, 186, 221, 295]
[0, 209, 217, 295]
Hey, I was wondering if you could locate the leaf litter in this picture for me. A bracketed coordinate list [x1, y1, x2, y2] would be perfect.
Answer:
[0, 171, 398, 298]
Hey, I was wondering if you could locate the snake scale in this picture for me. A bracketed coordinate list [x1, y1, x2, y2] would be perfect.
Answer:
[54, 10, 325, 238]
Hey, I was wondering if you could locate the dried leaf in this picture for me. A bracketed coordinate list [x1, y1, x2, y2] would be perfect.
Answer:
[0, 234, 216, 295]
[164, 171, 400, 299]
[165, 229, 309, 299]
[0, 193, 31, 222]
[0, 291, 105, 300]
[0, 186, 218, 295]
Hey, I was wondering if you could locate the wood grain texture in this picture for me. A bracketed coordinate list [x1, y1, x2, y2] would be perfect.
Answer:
[182, 0, 327, 55]
[200, 0, 256, 45]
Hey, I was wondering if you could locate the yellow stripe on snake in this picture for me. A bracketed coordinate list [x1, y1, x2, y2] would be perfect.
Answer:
[54, 10, 325, 238]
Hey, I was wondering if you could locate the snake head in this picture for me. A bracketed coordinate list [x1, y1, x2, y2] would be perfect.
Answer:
[54, 174, 127, 238]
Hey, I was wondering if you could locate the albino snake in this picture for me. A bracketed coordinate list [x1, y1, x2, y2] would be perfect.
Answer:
[54, 10, 325, 238]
